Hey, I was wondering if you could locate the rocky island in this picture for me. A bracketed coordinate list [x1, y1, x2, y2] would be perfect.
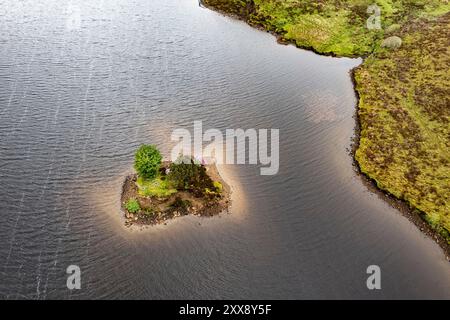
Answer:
[121, 145, 231, 227]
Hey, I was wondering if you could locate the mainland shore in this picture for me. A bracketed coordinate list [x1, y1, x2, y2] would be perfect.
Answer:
[202, 0, 450, 257]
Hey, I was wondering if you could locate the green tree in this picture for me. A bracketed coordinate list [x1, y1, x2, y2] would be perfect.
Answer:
[134, 145, 162, 180]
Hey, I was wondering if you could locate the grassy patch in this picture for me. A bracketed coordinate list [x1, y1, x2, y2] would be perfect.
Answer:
[213, 181, 223, 193]
[136, 176, 177, 198]
[355, 14, 450, 241]
[205, 0, 449, 56]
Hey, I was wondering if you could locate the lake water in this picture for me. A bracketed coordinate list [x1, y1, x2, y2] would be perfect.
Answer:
[0, 0, 449, 299]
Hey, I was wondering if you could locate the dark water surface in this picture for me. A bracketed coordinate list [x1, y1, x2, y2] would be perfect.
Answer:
[0, 0, 449, 299]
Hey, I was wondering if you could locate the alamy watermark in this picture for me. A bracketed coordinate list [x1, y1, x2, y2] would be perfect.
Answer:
[66, 4, 81, 31]
[367, 4, 382, 30]
[66, 265, 81, 290]
[366, 265, 381, 290]
[171, 121, 279, 175]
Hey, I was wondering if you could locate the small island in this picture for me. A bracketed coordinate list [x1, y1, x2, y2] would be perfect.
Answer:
[121, 145, 231, 227]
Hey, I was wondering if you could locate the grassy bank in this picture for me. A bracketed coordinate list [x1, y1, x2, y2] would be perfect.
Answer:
[355, 15, 450, 241]
[204, 0, 450, 243]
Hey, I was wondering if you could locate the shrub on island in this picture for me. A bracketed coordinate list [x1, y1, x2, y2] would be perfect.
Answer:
[167, 155, 220, 197]
[134, 144, 162, 180]
[125, 198, 141, 214]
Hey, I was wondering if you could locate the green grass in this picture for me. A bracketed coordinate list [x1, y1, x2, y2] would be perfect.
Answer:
[355, 15, 450, 240]
[213, 181, 223, 193]
[205, 0, 449, 56]
[204, 0, 450, 243]
[136, 176, 177, 198]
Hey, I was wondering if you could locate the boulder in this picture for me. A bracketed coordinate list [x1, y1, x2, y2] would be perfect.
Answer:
[381, 36, 402, 49]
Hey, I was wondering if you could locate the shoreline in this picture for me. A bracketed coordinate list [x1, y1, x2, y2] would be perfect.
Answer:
[349, 69, 450, 259]
[202, 3, 450, 259]
[201, 1, 368, 59]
